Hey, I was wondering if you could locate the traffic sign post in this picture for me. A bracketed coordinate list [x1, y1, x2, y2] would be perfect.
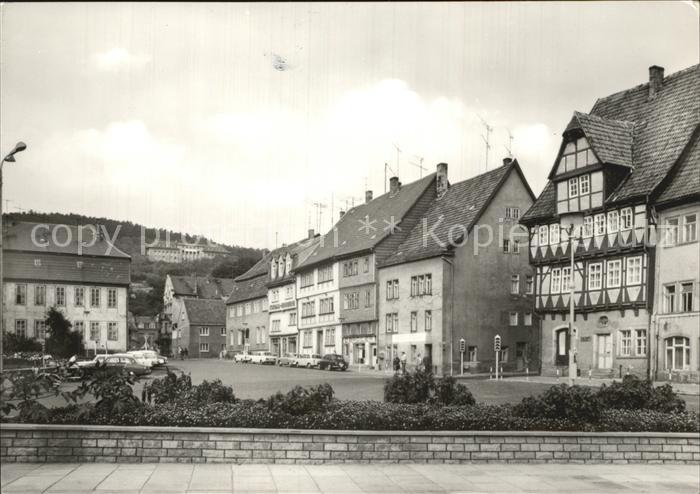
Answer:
[494, 335, 501, 381]
[459, 338, 465, 376]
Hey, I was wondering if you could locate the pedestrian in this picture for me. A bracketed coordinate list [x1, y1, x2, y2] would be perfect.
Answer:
[178, 346, 183, 361]
[415, 352, 422, 370]
[400, 352, 407, 374]
[393, 355, 401, 372]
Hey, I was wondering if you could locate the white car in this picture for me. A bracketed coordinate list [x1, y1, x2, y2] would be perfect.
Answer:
[127, 350, 159, 368]
[294, 354, 322, 368]
[233, 352, 252, 363]
[250, 352, 277, 365]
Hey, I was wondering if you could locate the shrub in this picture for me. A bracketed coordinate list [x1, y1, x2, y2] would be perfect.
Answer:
[188, 379, 236, 405]
[513, 384, 602, 424]
[142, 370, 236, 406]
[0, 371, 57, 422]
[44, 307, 85, 358]
[431, 375, 475, 406]
[600, 408, 699, 433]
[383, 368, 434, 404]
[597, 375, 686, 413]
[73, 367, 142, 414]
[2, 333, 42, 355]
[266, 383, 334, 415]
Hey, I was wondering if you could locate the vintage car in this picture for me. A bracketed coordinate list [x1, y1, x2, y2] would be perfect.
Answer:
[319, 353, 348, 371]
[127, 350, 161, 368]
[249, 351, 277, 365]
[294, 354, 322, 368]
[233, 352, 252, 363]
[277, 353, 298, 366]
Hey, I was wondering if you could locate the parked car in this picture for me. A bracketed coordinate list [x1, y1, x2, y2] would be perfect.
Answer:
[233, 352, 252, 363]
[250, 351, 277, 365]
[294, 354, 322, 368]
[319, 353, 348, 371]
[103, 354, 152, 376]
[74, 354, 109, 369]
[128, 350, 161, 367]
[277, 353, 298, 366]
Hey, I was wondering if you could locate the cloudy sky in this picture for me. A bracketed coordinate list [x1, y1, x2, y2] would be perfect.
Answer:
[1, 2, 697, 249]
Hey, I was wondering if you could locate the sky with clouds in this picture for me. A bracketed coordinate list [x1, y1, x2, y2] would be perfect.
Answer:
[1, 2, 698, 249]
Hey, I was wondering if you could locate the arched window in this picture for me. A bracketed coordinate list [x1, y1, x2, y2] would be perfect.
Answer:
[665, 337, 690, 370]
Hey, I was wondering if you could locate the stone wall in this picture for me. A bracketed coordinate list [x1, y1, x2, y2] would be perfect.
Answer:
[1, 425, 698, 464]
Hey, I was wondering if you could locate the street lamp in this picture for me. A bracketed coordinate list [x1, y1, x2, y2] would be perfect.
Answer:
[559, 210, 584, 386]
[1, 142, 28, 373]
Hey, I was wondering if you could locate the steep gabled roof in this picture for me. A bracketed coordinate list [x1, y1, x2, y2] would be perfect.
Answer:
[298, 173, 437, 269]
[655, 127, 700, 208]
[183, 298, 226, 325]
[169, 275, 235, 299]
[572, 112, 635, 169]
[226, 273, 268, 304]
[522, 64, 700, 223]
[381, 160, 530, 267]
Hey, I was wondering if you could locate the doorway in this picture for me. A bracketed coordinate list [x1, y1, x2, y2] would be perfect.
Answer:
[596, 334, 612, 369]
[316, 331, 323, 354]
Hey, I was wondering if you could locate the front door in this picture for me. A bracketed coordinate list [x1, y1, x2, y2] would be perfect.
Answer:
[596, 334, 612, 369]
[316, 331, 323, 354]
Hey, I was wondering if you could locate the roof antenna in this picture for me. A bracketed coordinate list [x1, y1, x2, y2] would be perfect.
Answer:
[503, 129, 514, 158]
[478, 115, 492, 172]
[384, 162, 396, 193]
[392, 143, 402, 179]
[409, 155, 427, 178]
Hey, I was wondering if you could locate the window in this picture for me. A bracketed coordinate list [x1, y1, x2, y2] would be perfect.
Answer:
[410, 275, 432, 296]
[683, 213, 697, 243]
[499, 346, 509, 363]
[665, 337, 690, 370]
[244, 302, 251, 314]
[568, 177, 579, 198]
[318, 265, 334, 283]
[512, 240, 520, 254]
[324, 328, 335, 346]
[319, 297, 334, 314]
[90, 287, 101, 308]
[509, 312, 518, 326]
[607, 260, 622, 288]
[411, 277, 418, 296]
[607, 211, 619, 233]
[579, 174, 590, 195]
[270, 290, 279, 303]
[285, 286, 293, 299]
[510, 275, 520, 295]
[270, 259, 277, 279]
[583, 216, 593, 237]
[90, 321, 100, 341]
[663, 285, 676, 313]
[363, 257, 370, 273]
[228, 307, 235, 319]
[271, 320, 280, 333]
[74, 321, 84, 339]
[594, 213, 606, 236]
[108, 322, 118, 341]
[221, 327, 227, 336]
[635, 329, 647, 356]
[200, 343, 209, 353]
[364, 289, 372, 307]
[303, 330, 312, 348]
[551, 268, 562, 294]
[386, 280, 399, 300]
[538, 226, 548, 246]
[289, 312, 297, 326]
[33, 320, 46, 339]
[681, 283, 694, 312]
[549, 224, 560, 244]
[425, 311, 432, 331]
[343, 260, 358, 277]
[665, 217, 679, 246]
[300, 272, 314, 288]
[524, 312, 532, 326]
[588, 263, 603, 290]
[107, 289, 117, 308]
[626, 257, 642, 285]
[526, 275, 534, 295]
[505, 207, 520, 219]
[344, 292, 359, 310]
[301, 301, 315, 318]
[385, 313, 398, 333]
[34, 285, 46, 306]
[15, 320, 27, 338]
[619, 330, 632, 357]
[620, 208, 633, 230]
[75, 287, 85, 307]
[468, 346, 478, 362]
[56, 286, 66, 307]
[502, 239, 511, 253]
[561, 267, 572, 292]
[15, 284, 27, 305]
[410, 312, 417, 332]
[199, 327, 209, 336]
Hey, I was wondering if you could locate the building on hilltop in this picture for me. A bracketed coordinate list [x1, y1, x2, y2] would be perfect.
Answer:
[520, 64, 699, 380]
[378, 159, 537, 375]
[146, 239, 229, 263]
[2, 221, 131, 353]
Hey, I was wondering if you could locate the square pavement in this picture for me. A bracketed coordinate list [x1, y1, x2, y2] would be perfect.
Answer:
[1, 462, 698, 493]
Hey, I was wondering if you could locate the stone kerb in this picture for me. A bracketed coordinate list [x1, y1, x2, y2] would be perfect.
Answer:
[1, 425, 698, 464]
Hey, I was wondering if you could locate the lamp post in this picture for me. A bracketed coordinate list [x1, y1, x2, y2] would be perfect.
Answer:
[559, 211, 584, 386]
[0, 142, 27, 373]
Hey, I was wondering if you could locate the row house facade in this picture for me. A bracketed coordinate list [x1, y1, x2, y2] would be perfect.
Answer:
[521, 64, 699, 380]
[2, 221, 131, 353]
[294, 172, 438, 364]
[267, 232, 320, 357]
[378, 160, 537, 375]
[226, 256, 270, 354]
[177, 298, 226, 358]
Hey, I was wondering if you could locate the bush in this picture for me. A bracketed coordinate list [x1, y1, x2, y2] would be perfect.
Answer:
[597, 375, 686, 413]
[513, 384, 602, 424]
[600, 408, 699, 433]
[142, 370, 236, 406]
[266, 384, 334, 416]
[383, 368, 434, 404]
[431, 375, 475, 406]
[2, 333, 42, 355]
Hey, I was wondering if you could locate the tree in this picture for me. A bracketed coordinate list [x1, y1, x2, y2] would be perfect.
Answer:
[44, 307, 84, 358]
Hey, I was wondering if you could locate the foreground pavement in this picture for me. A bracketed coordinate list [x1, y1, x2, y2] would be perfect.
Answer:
[1, 463, 698, 493]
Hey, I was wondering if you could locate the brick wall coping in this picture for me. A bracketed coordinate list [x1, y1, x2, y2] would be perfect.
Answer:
[2, 423, 696, 438]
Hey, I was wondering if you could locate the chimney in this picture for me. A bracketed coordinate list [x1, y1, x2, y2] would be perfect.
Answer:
[365, 190, 373, 203]
[503, 157, 513, 167]
[436, 163, 449, 199]
[649, 65, 664, 100]
[339, 210, 345, 220]
[308, 229, 315, 239]
[389, 176, 400, 195]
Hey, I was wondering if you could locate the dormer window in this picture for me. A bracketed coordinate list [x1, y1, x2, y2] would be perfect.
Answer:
[559, 136, 597, 174]
[285, 254, 292, 273]
[270, 260, 277, 279]
[278, 256, 285, 277]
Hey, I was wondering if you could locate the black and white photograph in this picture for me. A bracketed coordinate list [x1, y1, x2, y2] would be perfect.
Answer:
[0, 2, 698, 493]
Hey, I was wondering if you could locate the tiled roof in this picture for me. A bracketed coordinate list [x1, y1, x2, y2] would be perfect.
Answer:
[522, 64, 700, 223]
[170, 275, 235, 299]
[297, 173, 436, 269]
[656, 128, 700, 206]
[183, 298, 226, 325]
[226, 273, 268, 304]
[381, 162, 524, 267]
[3, 221, 130, 258]
[266, 235, 321, 286]
[572, 112, 635, 168]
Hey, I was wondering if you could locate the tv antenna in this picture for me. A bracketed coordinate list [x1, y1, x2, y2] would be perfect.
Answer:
[409, 155, 427, 178]
[311, 201, 327, 233]
[392, 143, 402, 179]
[478, 115, 492, 171]
[384, 162, 397, 193]
[503, 129, 514, 158]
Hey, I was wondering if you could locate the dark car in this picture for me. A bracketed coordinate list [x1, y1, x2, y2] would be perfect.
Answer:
[102, 354, 152, 376]
[319, 353, 348, 371]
